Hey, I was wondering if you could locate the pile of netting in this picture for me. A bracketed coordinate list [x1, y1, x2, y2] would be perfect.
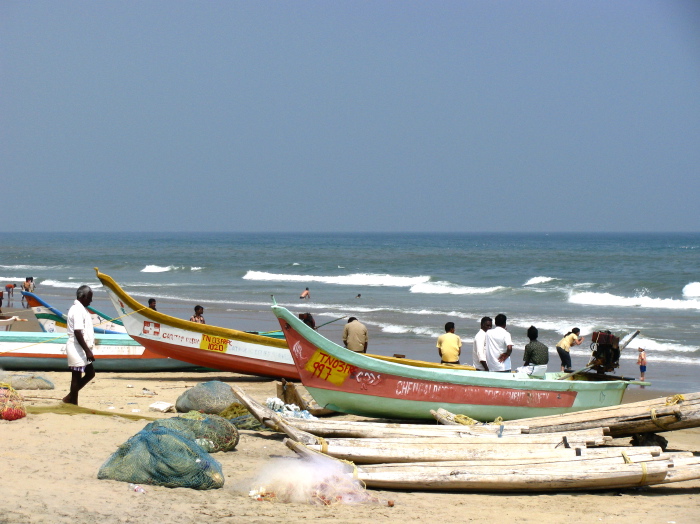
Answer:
[0, 373, 54, 390]
[176, 380, 238, 414]
[266, 397, 317, 420]
[218, 402, 268, 431]
[98, 425, 225, 490]
[249, 457, 384, 506]
[0, 383, 27, 421]
[143, 412, 239, 452]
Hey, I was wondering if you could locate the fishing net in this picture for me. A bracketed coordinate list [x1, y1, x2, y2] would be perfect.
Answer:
[97, 426, 225, 490]
[175, 381, 238, 414]
[218, 402, 268, 431]
[0, 373, 54, 390]
[143, 412, 239, 452]
[0, 383, 27, 421]
[249, 457, 383, 506]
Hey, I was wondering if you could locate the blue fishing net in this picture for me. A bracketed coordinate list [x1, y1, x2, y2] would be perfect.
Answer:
[175, 380, 238, 414]
[143, 413, 239, 452]
[97, 426, 224, 489]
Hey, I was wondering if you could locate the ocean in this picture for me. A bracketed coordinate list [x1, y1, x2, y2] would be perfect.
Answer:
[1, 232, 698, 393]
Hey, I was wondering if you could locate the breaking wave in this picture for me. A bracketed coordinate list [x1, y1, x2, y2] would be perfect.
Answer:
[523, 276, 557, 286]
[569, 291, 700, 310]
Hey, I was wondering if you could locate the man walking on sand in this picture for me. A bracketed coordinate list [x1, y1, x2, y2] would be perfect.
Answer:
[63, 285, 96, 405]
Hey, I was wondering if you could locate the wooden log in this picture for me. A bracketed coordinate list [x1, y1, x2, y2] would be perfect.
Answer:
[356, 461, 671, 491]
[287, 418, 526, 438]
[497, 392, 700, 437]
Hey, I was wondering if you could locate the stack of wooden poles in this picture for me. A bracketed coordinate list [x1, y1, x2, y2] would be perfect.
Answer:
[231, 384, 700, 492]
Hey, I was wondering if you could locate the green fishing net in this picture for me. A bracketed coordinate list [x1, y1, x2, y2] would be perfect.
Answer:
[143, 413, 239, 452]
[219, 402, 268, 431]
[97, 426, 224, 490]
[175, 380, 238, 414]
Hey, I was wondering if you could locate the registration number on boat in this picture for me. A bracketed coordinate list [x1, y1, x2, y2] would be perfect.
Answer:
[305, 350, 352, 385]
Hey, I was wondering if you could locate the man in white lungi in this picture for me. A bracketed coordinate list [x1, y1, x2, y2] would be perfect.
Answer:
[63, 285, 96, 405]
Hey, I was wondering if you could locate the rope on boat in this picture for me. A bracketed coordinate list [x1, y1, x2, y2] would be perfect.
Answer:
[665, 394, 685, 405]
[621, 450, 632, 464]
[0, 306, 148, 356]
[649, 408, 670, 430]
[639, 462, 648, 485]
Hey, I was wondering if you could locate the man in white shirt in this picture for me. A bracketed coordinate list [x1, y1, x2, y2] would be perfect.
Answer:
[484, 313, 513, 372]
[472, 316, 492, 370]
[63, 285, 96, 405]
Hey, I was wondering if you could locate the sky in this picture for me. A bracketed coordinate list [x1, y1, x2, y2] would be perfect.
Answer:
[1, 1, 699, 233]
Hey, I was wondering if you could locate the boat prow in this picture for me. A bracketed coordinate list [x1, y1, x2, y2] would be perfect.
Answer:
[94, 268, 299, 379]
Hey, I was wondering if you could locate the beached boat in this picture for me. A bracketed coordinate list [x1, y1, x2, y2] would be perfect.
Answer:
[94, 269, 300, 379]
[272, 304, 636, 421]
[0, 331, 208, 372]
[21, 291, 127, 334]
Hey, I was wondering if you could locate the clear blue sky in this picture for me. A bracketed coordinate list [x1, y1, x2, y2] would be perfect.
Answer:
[2, 1, 699, 232]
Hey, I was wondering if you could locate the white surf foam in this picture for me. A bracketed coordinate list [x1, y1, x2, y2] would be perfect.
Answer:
[141, 265, 180, 273]
[569, 291, 700, 310]
[682, 282, 700, 298]
[0, 264, 65, 271]
[191, 267, 203, 271]
[40, 279, 102, 289]
[243, 271, 430, 288]
[523, 276, 557, 286]
[409, 281, 505, 295]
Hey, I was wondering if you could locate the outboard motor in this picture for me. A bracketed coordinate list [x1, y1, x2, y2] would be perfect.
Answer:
[589, 331, 621, 373]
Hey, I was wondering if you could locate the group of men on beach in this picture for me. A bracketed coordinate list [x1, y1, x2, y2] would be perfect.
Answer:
[437, 314, 516, 372]
[437, 315, 584, 373]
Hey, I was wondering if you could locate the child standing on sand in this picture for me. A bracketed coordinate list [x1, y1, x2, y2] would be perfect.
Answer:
[637, 347, 647, 381]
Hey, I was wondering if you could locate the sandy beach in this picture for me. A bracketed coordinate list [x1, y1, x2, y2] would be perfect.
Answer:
[1, 371, 698, 524]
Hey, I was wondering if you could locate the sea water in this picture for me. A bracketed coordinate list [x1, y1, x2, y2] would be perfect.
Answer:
[1, 232, 698, 393]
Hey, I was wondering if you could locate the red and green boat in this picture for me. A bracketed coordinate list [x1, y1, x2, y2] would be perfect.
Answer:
[272, 305, 634, 421]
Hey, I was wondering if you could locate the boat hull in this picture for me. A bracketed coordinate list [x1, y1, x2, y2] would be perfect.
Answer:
[95, 269, 299, 379]
[273, 305, 628, 421]
[0, 332, 206, 372]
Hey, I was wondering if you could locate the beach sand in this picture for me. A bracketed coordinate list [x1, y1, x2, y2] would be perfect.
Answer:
[1, 371, 699, 524]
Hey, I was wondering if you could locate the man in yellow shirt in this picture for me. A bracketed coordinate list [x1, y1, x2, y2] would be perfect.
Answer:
[437, 322, 462, 365]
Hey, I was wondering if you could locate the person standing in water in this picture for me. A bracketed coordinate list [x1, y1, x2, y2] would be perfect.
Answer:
[300, 287, 310, 300]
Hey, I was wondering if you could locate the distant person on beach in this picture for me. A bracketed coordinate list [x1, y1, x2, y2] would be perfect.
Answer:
[637, 347, 647, 381]
[343, 317, 368, 353]
[190, 305, 205, 324]
[299, 312, 316, 330]
[484, 313, 513, 372]
[356, 294, 361, 299]
[556, 328, 584, 372]
[523, 325, 549, 366]
[472, 316, 492, 371]
[22, 278, 32, 293]
[300, 287, 310, 300]
[148, 298, 157, 311]
[5, 284, 15, 298]
[63, 285, 96, 405]
[437, 321, 462, 365]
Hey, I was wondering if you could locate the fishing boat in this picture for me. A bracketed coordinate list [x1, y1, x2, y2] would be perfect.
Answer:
[272, 304, 637, 421]
[0, 331, 208, 372]
[21, 291, 127, 334]
[94, 269, 300, 379]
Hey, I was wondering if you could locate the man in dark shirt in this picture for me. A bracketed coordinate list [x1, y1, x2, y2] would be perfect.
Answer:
[523, 325, 549, 366]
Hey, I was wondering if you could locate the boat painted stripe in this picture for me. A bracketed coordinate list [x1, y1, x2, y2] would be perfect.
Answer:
[96, 269, 288, 348]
